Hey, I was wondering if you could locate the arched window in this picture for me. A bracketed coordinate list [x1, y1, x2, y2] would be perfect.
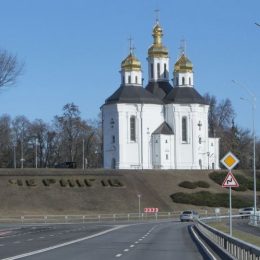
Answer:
[189, 77, 191, 85]
[130, 116, 136, 141]
[151, 63, 154, 78]
[182, 77, 185, 85]
[182, 117, 187, 142]
[135, 76, 138, 84]
[199, 159, 202, 169]
[157, 63, 160, 79]
[122, 76, 125, 84]
[176, 77, 179, 86]
[111, 158, 116, 169]
[164, 63, 167, 78]
[128, 75, 131, 84]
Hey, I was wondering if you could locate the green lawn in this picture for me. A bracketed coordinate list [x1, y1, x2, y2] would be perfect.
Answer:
[209, 222, 260, 247]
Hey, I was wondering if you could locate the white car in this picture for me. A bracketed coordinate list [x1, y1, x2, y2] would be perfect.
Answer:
[180, 210, 199, 222]
[239, 207, 260, 219]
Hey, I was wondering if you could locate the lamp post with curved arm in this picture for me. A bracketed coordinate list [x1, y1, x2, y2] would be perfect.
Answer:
[232, 80, 257, 226]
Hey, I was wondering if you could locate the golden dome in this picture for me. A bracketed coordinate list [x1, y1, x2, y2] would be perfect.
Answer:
[121, 53, 141, 71]
[148, 22, 168, 58]
[174, 54, 193, 73]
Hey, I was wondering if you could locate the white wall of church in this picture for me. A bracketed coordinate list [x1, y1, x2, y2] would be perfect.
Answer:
[103, 103, 164, 169]
[165, 103, 215, 169]
[102, 104, 119, 169]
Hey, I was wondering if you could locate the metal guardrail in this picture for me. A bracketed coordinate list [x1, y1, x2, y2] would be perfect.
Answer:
[196, 215, 260, 259]
[0, 210, 209, 224]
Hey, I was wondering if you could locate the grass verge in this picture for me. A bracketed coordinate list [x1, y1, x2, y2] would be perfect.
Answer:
[209, 222, 260, 247]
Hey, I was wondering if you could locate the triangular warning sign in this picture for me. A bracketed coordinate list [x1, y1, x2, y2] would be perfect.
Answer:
[222, 171, 239, 188]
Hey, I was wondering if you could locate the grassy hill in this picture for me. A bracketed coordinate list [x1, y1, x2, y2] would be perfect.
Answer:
[0, 168, 259, 216]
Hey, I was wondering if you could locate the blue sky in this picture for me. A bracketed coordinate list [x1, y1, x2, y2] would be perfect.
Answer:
[0, 0, 259, 136]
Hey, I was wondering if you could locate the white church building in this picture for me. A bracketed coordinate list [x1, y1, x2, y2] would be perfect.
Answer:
[102, 21, 219, 170]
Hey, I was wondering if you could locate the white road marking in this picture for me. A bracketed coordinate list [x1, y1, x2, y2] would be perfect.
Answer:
[39, 237, 45, 239]
[130, 245, 134, 248]
[0, 244, 4, 246]
[27, 239, 33, 241]
[135, 241, 139, 244]
[115, 254, 122, 257]
[49, 235, 54, 237]
[1, 225, 125, 260]
[13, 241, 20, 244]
[138, 238, 142, 241]
[123, 249, 129, 252]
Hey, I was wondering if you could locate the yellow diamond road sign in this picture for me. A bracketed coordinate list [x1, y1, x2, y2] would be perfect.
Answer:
[221, 151, 239, 170]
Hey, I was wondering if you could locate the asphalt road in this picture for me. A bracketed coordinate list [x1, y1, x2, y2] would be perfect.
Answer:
[0, 221, 203, 260]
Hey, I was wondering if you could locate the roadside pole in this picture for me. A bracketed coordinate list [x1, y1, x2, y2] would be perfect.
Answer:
[229, 187, 232, 236]
[221, 152, 240, 237]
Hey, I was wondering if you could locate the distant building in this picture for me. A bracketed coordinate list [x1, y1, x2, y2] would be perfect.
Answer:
[101, 21, 219, 170]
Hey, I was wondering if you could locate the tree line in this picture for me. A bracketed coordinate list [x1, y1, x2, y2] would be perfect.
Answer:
[0, 103, 102, 168]
[204, 93, 260, 169]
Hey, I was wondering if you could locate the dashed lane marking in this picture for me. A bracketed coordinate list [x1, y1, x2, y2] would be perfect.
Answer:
[130, 245, 134, 248]
[123, 249, 129, 252]
[1, 225, 125, 260]
[115, 254, 122, 257]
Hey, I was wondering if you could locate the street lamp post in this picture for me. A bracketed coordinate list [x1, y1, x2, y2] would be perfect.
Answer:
[137, 194, 141, 218]
[35, 138, 38, 168]
[232, 80, 257, 225]
[82, 139, 85, 170]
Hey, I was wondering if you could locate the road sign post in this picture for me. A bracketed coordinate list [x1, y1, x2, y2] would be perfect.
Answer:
[220, 152, 240, 237]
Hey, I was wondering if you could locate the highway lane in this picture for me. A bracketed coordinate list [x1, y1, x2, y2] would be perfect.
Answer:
[0, 221, 204, 260]
[0, 223, 116, 259]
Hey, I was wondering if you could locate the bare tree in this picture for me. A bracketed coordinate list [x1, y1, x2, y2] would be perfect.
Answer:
[0, 49, 23, 89]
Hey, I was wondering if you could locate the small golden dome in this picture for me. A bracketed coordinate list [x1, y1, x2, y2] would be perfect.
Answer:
[148, 22, 168, 58]
[152, 23, 163, 39]
[121, 53, 141, 71]
[174, 54, 193, 73]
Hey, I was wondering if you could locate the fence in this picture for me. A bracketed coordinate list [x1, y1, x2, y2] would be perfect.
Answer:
[0, 210, 209, 224]
[196, 215, 260, 259]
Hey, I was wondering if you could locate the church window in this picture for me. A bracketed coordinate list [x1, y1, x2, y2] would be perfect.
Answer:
[128, 75, 131, 84]
[199, 137, 202, 144]
[112, 135, 115, 143]
[182, 77, 185, 85]
[157, 63, 160, 78]
[110, 118, 115, 128]
[189, 77, 191, 85]
[166, 154, 169, 160]
[135, 76, 138, 84]
[212, 163, 215, 169]
[130, 116, 136, 141]
[211, 143, 213, 146]
[176, 77, 179, 86]
[111, 158, 116, 169]
[182, 117, 188, 142]
[199, 159, 202, 169]
[164, 63, 167, 78]
[165, 139, 168, 143]
[123, 76, 125, 84]
[151, 63, 154, 78]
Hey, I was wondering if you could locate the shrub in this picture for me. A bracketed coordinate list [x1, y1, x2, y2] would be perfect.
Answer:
[42, 179, 56, 187]
[178, 181, 197, 189]
[170, 191, 252, 208]
[178, 180, 210, 189]
[26, 179, 37, 187]
[60, 179, 76, 187]
[195, 181, 210, 188]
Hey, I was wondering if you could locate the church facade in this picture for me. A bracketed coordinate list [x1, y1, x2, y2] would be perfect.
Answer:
[101, 21, 219, 170]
